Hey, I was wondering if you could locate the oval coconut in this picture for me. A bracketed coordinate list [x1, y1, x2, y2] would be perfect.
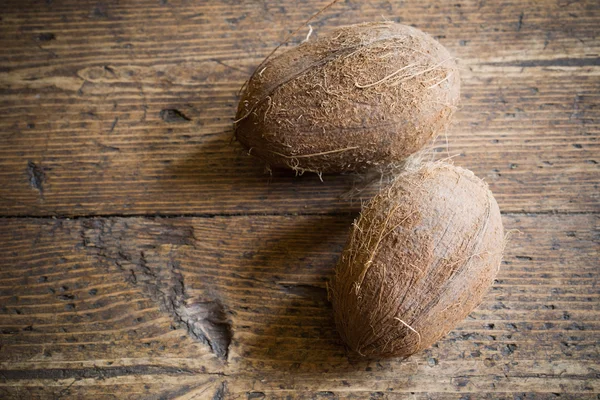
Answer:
[235, 22, 460, 174]
[331, 162, 504, 358]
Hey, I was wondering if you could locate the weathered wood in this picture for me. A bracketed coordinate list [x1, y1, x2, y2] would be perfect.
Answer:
[0, 0, 598, 398]
[1, 214, 598, 398]
[0, 0, 598, 216]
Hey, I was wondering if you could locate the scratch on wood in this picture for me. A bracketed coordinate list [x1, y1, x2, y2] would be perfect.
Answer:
[26, 161, 45, 196]
[108, 117, 119, 133]
[103, 65, 116, 76]
[95, 141, 120, 152]
[55, 378, 77, 400]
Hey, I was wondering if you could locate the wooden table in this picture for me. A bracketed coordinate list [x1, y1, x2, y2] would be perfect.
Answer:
[1, 0, 598, 398]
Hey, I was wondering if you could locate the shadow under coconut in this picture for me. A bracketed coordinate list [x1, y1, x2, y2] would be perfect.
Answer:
[235, 215, 382, 373]
[163, 135, 364, 216]
[164, 134, 414, 377]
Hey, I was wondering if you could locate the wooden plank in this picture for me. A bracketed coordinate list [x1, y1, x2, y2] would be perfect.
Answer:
[0, 375, 226, 400]
[0, 0, 598, 216]
[1, 213, 598, 397]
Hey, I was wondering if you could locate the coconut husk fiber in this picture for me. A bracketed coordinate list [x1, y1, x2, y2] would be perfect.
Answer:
[330, 162, 504, 358]
[235, 22, 460, 174]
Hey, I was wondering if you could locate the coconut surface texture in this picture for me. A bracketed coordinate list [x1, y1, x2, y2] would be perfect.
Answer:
[331, 162, 504, 358]
[235, 22, 460, 174]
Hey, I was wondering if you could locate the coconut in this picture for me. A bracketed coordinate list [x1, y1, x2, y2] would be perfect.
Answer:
[235, 21, 460, 174]
[330, 162, 504, 358]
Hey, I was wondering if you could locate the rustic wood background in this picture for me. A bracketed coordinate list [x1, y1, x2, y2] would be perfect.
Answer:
[0, 0, 598, 398]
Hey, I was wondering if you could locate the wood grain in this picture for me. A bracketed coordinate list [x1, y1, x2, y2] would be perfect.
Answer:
[1, 214, 598, 398]
[0, 0, 598, 398]
[0, 0, 598, 216]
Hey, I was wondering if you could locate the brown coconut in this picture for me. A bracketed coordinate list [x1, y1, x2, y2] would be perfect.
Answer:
[235, 22, 460, 174]
[330, 162, 504, 358]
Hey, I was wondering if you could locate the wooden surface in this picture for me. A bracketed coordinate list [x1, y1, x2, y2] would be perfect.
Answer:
[0, 0, 598, 399]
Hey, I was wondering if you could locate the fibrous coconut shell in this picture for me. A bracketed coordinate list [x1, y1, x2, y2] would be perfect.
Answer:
[235, 22, 460, 174]
[331, 162, 504, 358]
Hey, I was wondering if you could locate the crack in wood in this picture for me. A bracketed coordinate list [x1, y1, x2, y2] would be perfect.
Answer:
[160, 109, 191, 123]
[212, 381, 228, 400]
[81, 219, 232, 360]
